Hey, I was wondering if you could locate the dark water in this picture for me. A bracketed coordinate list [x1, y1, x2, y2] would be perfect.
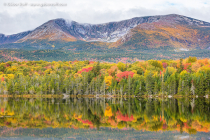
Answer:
[0, 97, 210, 139]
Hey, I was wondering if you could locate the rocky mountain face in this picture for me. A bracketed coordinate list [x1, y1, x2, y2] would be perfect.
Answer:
[55, 17, 151, 42]
[14, 16, 159, 43]
[112, 14, 210, 49]
[0, 31, 31, 44]
[16, 20, 77, 43]
[1, 14, 210, 49]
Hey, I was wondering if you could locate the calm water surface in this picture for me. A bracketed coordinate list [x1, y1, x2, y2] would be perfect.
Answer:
[0, 97, 210, 139]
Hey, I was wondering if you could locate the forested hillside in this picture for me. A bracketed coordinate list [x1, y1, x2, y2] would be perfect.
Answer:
[1, 48, 210, 62]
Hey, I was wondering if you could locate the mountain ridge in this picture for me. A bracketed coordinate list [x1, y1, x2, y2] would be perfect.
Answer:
[0, 14, 210, 50]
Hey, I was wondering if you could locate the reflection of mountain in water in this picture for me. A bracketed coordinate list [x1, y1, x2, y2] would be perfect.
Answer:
[0, 97, 210, 139]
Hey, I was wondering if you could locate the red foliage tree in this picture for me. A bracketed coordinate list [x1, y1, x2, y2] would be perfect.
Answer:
[77, 118, 93, 125]
[116, 71, 135, 81]
[183, 63, 191, 70]
[1, 77, 4, 82]
[162, 62, 168, 68]
[89, 61, 95, 64]
[116, 111, 134, 122]
[78, 67, 93, 74]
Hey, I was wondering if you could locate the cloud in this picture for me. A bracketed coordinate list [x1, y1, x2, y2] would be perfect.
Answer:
[0, 0, 210, 35]
[0, 9, 73, 35]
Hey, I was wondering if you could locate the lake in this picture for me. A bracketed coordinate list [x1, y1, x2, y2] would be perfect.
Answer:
[0, 97, 210, 139]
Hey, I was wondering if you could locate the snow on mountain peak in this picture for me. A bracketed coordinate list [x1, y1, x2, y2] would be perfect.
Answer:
[64, 19, 73, 27]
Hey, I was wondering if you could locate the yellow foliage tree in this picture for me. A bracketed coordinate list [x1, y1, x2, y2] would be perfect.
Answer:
[167, 67, 177, 74]
[6, 74, 14, 79]
[105, 76, 112, 87]
[197, 66, 210, 73]
[180, 70, 188, 77]
[191, 63, 201, 72]
[117, 62, 126, 71]
[104, 105, 112, 117]
[74, 73, 82, 79]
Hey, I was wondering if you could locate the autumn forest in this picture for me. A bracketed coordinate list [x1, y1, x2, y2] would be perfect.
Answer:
[0, 56, 209, 97]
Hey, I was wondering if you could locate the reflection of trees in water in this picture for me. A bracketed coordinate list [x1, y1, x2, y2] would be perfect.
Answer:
[0, 97, 210, 134]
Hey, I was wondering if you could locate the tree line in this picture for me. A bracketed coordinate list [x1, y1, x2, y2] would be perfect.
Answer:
[0, 57, 210, 96]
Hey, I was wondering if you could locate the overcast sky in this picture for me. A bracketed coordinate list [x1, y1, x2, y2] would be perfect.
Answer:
[1, 0, 210, 35]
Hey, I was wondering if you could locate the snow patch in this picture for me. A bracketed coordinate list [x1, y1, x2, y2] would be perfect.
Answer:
[77, 28, 86, 35]
[64, 19, 73, 27]
[80, 23, 92, 27]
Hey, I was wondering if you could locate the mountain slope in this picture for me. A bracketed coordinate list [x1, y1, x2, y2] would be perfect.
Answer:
[0, 14, 210, 50]
[16, 20, 77, 43]
[0, 31, 31, 44]
[111, 14, 210, 49]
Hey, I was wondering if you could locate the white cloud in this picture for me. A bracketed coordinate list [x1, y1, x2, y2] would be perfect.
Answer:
[0, 0, 210, 35]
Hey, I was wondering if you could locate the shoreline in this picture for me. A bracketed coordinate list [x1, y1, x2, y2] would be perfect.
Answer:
[0, 94, 208, 98]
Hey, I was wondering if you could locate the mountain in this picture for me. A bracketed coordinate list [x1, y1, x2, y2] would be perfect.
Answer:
[0, 31, 31, 44]
[16, 20, 77, 43]
[113, 14, 210, 49]
[0, 14, 210, 50]
[15, 17, 151, 43]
